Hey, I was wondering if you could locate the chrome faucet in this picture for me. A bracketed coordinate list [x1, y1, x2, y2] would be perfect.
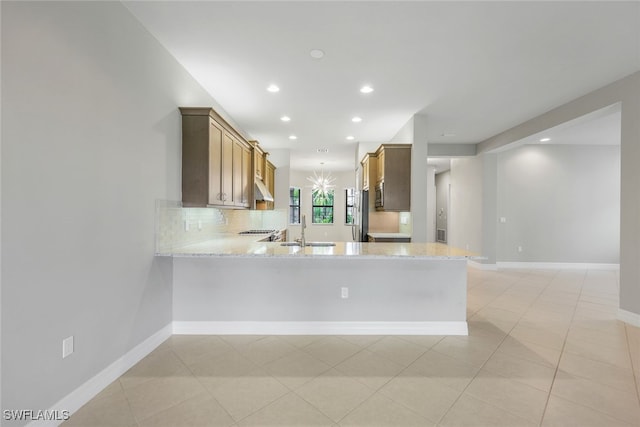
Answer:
[300, 214, 307, 247]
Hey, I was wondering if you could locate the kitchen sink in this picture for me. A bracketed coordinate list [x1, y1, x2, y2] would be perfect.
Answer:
[280, 242, 337, 247]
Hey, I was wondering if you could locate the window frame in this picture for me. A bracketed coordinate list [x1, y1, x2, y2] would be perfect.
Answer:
[345, 187, 356, 225]
[289, 187, 301, 225]
[311, 188, 335, 224]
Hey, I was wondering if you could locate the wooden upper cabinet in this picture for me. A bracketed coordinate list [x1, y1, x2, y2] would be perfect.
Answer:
[377, 149, 385, 183]
[180, 107, 252, 208]
[241, 146, 252, 208]
[361, 153, 377, 191]
[265, 160, 275, 210]
[254, 147, 264, 180]
[361, 156, 370, 190]
[232, 138, 243, 207]
[207, 120, 224, 206]
[375, 144, 411, 211]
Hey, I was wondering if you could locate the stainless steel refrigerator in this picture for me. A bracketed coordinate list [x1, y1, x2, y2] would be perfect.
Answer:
[358, 190, 369, 241]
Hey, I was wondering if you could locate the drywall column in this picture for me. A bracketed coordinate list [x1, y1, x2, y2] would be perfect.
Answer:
[411, 115, 429, 243]
[481, 153, 498, 265]
[426, 166, 437, 242]
[619, 85, 640, 320]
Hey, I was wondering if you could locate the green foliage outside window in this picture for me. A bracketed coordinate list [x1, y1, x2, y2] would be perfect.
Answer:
[312, 189, 334, 223]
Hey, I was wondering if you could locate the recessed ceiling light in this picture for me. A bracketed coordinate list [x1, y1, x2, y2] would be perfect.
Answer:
[352, 117, 362, 123]
[310, 49, 325, 59]
[360, 85, 374, 94]
[280, 116, 291, 122]
[346, 136, 355, 140]
[266, 84, 280, 93]
[317, 148, 329, 153]
[539, 137, 551, 142]
[289, 135, 297, 140]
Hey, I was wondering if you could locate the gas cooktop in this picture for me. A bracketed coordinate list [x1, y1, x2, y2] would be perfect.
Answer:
[238, 229, 277, 235]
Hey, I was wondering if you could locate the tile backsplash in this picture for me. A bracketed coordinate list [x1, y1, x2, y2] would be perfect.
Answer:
[155, 200, 287, 254]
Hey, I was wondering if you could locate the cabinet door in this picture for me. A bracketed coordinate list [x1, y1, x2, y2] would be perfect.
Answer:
[377, 150, 385, 182]
[265, 162, 275, 210]
[232, 140, 243, 206]
[242, 146, 251, 207]
[255, 150, 264, 180]
[221, 132, 234, 205]
[208, 120, 224, 206]
[362, 158, 369, 190]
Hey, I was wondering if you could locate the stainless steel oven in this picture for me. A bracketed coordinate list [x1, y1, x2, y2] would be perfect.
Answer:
[375, 182, 384, 209]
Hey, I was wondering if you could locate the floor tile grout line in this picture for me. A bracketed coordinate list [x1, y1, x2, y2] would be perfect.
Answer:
[534, 269, 639, 427]
[183, 341, 300, 426]
[172, 346, 239, 425]
[624, 319, 640, 407]
[538, 268, 587, 427]
[115, 376, 142, 427]
[464, 269, 565, 425]
[232, 335, 377, 423]
[320, 338, 439, 425]
[433, 268, 553, 425]
[122, 346, 217, 426]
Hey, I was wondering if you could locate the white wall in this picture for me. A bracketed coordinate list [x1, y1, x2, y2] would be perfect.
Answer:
[288, 170, 356, 242]
[496, 144, 620, 263]
[1, 2, 219, 422]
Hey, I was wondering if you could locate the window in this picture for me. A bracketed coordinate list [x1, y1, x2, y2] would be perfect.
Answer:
[289, 187, 300, 224]
[345, 188, 355, 224]
[312, 189, 334, 224]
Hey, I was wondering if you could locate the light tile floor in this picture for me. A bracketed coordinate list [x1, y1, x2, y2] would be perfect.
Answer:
[63, 268, 640, 426]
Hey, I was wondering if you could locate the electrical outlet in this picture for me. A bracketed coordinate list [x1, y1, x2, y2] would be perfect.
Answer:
[499, 217, 507, 223]
[341, 287, 349, 299]
[184, 220, 190, 231]
[465, 243, 470, 250]
[198, 220, 202, 230]
[517, 246, 523, 253]
[62, 336, 74, 359]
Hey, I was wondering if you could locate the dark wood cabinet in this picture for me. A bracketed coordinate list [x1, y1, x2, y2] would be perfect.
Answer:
[375, 144, 411, 211]
[180, 107, 252, 208]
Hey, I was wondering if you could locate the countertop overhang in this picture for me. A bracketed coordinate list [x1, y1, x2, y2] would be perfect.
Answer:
[158, 239, 479, 259]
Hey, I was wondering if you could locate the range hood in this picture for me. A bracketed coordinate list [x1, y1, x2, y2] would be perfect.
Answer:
[254, 179, 274, 202]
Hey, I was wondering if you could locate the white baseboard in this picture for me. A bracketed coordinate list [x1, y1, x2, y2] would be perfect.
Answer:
[496, 262, 620, 270]
[468, 260, 497, 270]
[618, 309, 640, 327]
[27, 323, 172, 427]
[173, 321, 468, 336]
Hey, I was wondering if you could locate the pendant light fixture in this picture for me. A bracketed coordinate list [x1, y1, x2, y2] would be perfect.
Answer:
[307, 162, 335, 196]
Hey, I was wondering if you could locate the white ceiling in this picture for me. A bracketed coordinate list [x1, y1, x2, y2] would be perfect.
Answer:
[124, 1, 639, 171]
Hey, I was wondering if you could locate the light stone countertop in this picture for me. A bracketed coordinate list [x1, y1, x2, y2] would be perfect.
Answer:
[158, 237, 479, 259]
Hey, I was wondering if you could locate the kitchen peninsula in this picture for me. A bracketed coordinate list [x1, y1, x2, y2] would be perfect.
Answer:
[159, 238, 476, 336]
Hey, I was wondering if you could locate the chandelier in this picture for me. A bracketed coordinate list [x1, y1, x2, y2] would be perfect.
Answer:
[307, 162, 335, 196]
